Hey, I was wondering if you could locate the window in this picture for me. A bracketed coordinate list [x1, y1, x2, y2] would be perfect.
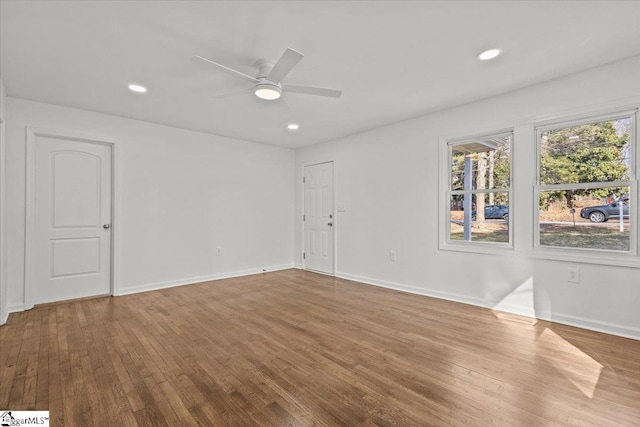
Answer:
[535, 112, 636, 254]
[445, 131, 512, 248]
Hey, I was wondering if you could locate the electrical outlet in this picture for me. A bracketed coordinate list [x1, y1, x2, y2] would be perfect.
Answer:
[216, 247, 222, 256]
[568, 266, 580, 283]
[390, 250, 397, 262]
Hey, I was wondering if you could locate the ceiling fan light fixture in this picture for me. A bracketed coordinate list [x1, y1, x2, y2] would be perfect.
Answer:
[254, 83, 281, 100]
[287, 123, 299, 131]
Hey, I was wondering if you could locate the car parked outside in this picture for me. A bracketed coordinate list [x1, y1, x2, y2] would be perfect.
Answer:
[472, 204, 509, 220]
[580, 197, 629, 223]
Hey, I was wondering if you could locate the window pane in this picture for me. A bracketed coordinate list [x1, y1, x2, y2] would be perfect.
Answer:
[450, 193, 509, 243]
[451, 135, 511, 191]
[539, 117, 631, 185]
[539, 188, 630, 251]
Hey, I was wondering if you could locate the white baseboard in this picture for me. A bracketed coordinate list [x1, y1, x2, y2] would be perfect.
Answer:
[336, 270, 510, 312]
[534, 311, 640, 341]
[116, 263, 295, 296]
[336, 270, 492, 307]
[490, 301, 537, 319]
[8, 303, 25, 313]
[335, 271, 639, 340]
[1, 303, 25, 324]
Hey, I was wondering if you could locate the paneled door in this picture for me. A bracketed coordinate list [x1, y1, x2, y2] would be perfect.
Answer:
[304, 162, 334, 274]
[31, 133, 112, 305]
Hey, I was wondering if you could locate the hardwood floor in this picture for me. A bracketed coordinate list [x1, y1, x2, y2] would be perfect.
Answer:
[1, 269, 639, 426]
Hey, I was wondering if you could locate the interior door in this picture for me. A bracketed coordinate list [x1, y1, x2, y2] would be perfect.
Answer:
[32, 135, 112, 304]
[304, 162, 334, 274]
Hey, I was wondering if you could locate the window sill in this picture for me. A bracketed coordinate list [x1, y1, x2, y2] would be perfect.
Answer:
[439, 242, 640, 267]
[530, 247, 640, 268]
[439, 240, 514, 256]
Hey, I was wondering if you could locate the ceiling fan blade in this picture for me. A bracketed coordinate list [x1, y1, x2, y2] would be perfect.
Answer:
[283, 83, 342, 99]
[210, 87, 253, 100]
[192, 55, 259, 83]
[279, 97, 293, 113]
[267, 48, 304, 83]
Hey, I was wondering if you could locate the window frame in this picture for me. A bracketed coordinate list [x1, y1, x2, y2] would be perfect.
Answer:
[440, 129, 514, 253]
[532, 109, 639, 265]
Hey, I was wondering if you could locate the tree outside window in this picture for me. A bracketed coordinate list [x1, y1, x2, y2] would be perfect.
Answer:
[536, 114, 634, 252]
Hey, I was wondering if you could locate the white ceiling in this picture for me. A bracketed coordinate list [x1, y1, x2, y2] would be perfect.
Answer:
[2, 1, 640, 149]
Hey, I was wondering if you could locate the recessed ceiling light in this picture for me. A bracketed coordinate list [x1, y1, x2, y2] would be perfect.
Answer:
[128, 84, 147, 93]
[477, 48, 501, 61]
[287, 123, 299, 131]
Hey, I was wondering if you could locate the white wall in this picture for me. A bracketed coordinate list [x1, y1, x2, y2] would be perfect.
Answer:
[0, 76, 7, 324]
[295, 55, 640, 339]
[5, 98, 294, 310]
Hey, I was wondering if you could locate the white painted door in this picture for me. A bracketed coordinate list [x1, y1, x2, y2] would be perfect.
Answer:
[32, 136, 112, 304]
[304, 162, 334, 274]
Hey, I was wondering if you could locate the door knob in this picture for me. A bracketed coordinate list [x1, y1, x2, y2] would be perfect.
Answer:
[327, 222, 333, 226]
[103, 224, 111, 230]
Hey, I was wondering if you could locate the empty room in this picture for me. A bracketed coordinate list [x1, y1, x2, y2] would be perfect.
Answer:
[1, 1, 640, 426]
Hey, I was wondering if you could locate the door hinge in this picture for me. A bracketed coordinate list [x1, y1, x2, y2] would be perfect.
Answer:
[303, 214, 305, 221]
[303, 252, 306, 259]
[303, 176, 305, 183]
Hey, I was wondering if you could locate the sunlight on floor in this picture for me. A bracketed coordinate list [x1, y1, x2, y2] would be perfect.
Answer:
[493, 311, 538, 325]
[538, 328, 603, 398]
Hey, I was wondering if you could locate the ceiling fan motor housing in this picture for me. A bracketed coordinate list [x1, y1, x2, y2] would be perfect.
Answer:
[253, 60, 283, 100]
[255, 60, 275, 78]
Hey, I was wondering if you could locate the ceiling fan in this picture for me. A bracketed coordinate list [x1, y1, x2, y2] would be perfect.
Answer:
[193, 48, 342, 101]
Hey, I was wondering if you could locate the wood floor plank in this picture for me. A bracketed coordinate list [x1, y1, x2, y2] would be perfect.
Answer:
[1, 269, 639, 426]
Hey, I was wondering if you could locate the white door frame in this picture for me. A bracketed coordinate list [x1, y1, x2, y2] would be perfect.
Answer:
[0, 113, 6, 324]
[24, 127, 118, 310]
[301, 160, 336, 275]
